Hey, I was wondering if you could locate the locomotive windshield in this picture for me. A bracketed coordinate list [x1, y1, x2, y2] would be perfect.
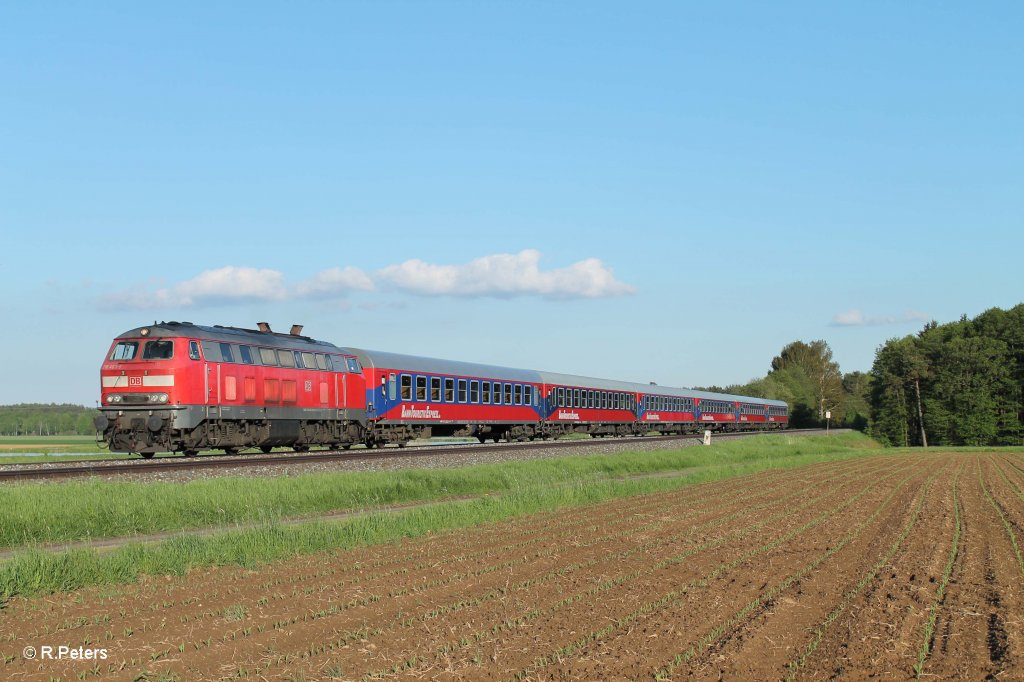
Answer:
[142, 340, 174, 360]
[109, 341, 139, 361]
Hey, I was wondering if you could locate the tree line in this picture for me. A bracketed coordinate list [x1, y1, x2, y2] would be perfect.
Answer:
[869, 304, 1022, 447]
[701, 339, 871, 430]
[0, 404, 100, 436]
[713, 304, 1023, 446]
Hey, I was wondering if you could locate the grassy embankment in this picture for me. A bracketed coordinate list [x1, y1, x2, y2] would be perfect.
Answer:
[0, 433, 881, 600]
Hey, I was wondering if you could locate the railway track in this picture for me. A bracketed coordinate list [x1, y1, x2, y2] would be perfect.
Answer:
[0, 429, 835, 482]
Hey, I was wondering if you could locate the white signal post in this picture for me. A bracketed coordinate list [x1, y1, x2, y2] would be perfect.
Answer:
[825, 410, 831, 435]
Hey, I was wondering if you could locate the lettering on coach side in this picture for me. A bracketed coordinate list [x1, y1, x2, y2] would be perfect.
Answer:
[400, 405, 441, 419]
[557, 410, 581, 421]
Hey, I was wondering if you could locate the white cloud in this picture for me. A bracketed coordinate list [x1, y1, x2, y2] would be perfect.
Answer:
[377, 249, 636, 299]
[100, 267, 288, 310]
[99, 250, 636, 310]
[292, 267, 375, 298]
[831, 308, 931, 327]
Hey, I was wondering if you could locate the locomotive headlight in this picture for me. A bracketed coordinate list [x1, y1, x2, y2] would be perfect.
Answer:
[107, 394, 123, 404]
[149, 393, 169, 403]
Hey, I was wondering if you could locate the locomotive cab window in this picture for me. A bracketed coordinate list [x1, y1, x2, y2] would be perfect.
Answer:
[189, 341, 201, 361]
[346, 358, 360, 373]
[110, 341, 139, 361]
[142, 340, 174, 360]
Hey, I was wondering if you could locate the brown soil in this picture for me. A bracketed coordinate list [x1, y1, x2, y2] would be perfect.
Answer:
[2, 452, 1022, 681]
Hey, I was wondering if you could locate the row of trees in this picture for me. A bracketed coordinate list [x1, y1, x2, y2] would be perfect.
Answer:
[704, 304, 1022, 447]
[703, 340, 871, 430]
[0, 404, 100, 436]
[869, 304, 1023, 447]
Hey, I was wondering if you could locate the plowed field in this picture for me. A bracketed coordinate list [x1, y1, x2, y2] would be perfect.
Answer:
[3, 452, 1023, 681]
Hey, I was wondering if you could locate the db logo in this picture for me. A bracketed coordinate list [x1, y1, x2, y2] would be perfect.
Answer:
[129, 377, 143, 387]
[304, 380, 313, 392]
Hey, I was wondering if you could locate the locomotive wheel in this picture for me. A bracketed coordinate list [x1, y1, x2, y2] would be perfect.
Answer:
[260, 446, 272, 454]
[183, 450, 198, 457]
[140, 452, 155, 459]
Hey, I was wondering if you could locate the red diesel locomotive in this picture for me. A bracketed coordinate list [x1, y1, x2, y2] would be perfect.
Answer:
[96, 322, 788, 456]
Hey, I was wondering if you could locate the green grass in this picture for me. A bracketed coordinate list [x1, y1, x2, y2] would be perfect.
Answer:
[0, 433, 879, 550]
[0, 433, 883, 601]
[0, 435, 108, 457]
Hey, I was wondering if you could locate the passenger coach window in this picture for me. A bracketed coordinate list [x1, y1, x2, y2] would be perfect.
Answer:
[401, 375, 412, 400]
[494, 383, 503, 405]
[143, 340, 174, 360]
[482, 382, 491, 404]
[259, 348, 278, 366]
[525, 385, 533, 405]
[416, 376, 427, 400]
[445, 378, 455, 402]
[505, 384, 514, 405]
[431, 377, 441, 401]
[470, 380, 480, 403]
[110, 341, 139, 361]
[458, 379, 467, 403]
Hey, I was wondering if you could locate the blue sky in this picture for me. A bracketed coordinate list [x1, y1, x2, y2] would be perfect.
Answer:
[1, 2, 1021, 406]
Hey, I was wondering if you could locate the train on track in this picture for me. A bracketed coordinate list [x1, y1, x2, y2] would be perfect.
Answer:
[95, 321, 789, 457]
